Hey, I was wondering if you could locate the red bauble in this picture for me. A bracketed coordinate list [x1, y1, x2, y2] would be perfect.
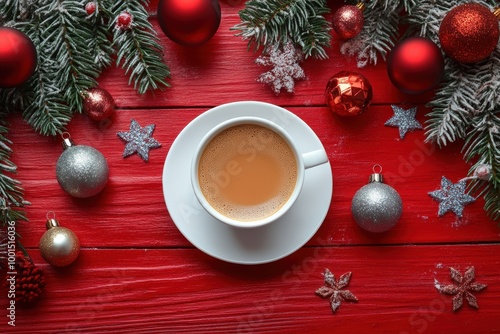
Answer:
[157, 0, 221, 46]
[387, 37, 444, 94]
[83, 88, 115, 121]
[0, 27, 37, 88]
[439, 3, 499, 63]
[332, 4, 365, 39]
[325, 71, 373, 116]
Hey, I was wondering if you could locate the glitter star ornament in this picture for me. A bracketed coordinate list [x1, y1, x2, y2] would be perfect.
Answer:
[117, 119, 161, 162]
[316, 269, 358, 313]
[428, 176, 475, 217]
[385, 105, 423, 139]
[435, 266, 487, 311]
[255, 42, 305, 94]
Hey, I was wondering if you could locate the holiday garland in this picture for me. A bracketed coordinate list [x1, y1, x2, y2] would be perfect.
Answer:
[0, 0, 170, 265]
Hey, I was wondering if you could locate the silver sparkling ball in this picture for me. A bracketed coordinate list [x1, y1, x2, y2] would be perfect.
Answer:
[56, 145, 109, 198]
[39, 226, 80, 267]
[351, 182, 403, 233]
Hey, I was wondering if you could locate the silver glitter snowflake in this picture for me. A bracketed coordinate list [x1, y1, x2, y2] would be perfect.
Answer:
[117, 119, 161, 162]
[385, 105, 423, 139]
[255, 42, 305, 95]
[428, 176, 475, 217]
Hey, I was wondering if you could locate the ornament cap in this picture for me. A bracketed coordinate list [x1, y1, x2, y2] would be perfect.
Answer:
[356, 2, 365, 11]
[494, 8, 500, 20]
[61, 133, 75, 150]
[369, 164, 383, 183]
[45, 212, 60, 229]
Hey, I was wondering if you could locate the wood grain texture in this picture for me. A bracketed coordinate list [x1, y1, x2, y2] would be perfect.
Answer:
[2, 247, 499, 333]
[1, 1, 499, 333]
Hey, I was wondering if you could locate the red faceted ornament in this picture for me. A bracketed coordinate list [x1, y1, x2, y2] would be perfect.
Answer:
[157, 0, 221, 46]
[0, 27, 37, 88]
[325, 71, 373, 116]
[387, 37, 444, 94]
[83, 88, 115, 121]
[332, 3, 365, 39]
[439, 3, 500, 63]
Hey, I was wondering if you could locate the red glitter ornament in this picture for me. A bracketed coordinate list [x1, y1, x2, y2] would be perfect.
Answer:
[157, 0, 221, 46]
[83, 88, 115, 121]
[0, 27, 37, 88]
[332, 3, 365, 39]
[439, 3, 500, 63]
[116, 11, 133, 30]
[325, 71, 372, 117]
[387, 37, 444, 94]
[85, 2, 96, 15]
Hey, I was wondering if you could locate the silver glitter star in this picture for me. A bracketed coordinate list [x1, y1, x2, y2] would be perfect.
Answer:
[117, 119, 161, 162]
[385, 105, 423, 139]
[428, 176, 475, 217]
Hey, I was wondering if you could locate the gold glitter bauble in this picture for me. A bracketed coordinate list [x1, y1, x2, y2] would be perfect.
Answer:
[39, 218, 80, 267]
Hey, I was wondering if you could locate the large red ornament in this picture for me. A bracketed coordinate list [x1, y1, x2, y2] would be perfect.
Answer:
[83, 88, 115, 121]
[157, 0, 221, 46]
[0, 27, 37, 88]
[332, 3, 365, 39]
[439, 3, 500, 63]
[325, 71, 373, 117]
[387, 37, 444, 94]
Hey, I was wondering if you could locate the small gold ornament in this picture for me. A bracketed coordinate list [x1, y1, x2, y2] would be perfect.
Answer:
[39, 212, 80, 267]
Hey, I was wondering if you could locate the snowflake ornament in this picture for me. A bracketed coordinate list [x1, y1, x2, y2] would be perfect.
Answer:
[428, 176, 475, 218]
[315, 269, 358, 313]
[255, 42, 305, 95]
[117, 119, 161, 162]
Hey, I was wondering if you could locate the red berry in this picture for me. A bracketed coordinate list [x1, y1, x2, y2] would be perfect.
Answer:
[117, 12, 132, 29]
[85, 2, 96, 15]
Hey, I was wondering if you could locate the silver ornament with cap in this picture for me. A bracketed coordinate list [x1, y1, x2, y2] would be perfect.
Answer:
[351, 165, 403, 233]
[56, 133, 109, 198]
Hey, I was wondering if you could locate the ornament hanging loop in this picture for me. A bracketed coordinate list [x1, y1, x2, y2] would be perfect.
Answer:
[61, 132, 74, 150]
[370, 164, 383, 183]
[45, 211, 60, 229]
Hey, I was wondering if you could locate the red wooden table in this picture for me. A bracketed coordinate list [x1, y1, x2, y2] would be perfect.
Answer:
[2, 1, 499, 333]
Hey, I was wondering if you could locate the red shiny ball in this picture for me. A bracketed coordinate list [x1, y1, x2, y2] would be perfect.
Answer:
[387, 37, 444, 94]
[332, 5, 364, 39]
[439, 3, 499, 63]
[325, 71, 373, 116]
[83, 88, 115, 121]
[157, 0, 221, 46]
[0, 27, 37, 88]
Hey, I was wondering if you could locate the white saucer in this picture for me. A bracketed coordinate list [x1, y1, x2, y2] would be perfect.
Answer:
[162, 101, 333, 265]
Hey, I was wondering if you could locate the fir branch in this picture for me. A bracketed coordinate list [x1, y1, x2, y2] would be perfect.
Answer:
[86, 0, 114, 70]
[232, 0, 332, 59]
[340, 4, 400, 67]
[0, 0, 34, 23]
[110, 0, 170, 94]
[18, 15, 74, 136]
[38, 0, 100, 112]
[0, 115, 29, 227]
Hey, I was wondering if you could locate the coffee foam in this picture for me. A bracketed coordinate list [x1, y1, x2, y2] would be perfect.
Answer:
[198, 124, 297, 221]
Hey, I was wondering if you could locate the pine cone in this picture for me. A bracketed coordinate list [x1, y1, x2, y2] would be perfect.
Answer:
[3, 252, 46, 304]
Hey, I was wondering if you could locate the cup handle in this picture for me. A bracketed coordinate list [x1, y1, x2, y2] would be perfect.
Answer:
[302, 149, 328, 169]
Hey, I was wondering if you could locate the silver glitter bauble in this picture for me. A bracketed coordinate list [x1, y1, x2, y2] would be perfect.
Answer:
[351, 168, 403, 233]
[56, 136, 109, 198]
[39, 216, 80, 267]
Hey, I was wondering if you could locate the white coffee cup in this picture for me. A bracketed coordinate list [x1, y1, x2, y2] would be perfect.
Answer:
[191, 116, 328, 228]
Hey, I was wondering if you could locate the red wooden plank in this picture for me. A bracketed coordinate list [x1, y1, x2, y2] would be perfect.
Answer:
[1, 246, 498, 333]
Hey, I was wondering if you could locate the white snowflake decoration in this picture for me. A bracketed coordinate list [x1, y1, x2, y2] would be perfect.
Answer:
[255, 42, 305, 94]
